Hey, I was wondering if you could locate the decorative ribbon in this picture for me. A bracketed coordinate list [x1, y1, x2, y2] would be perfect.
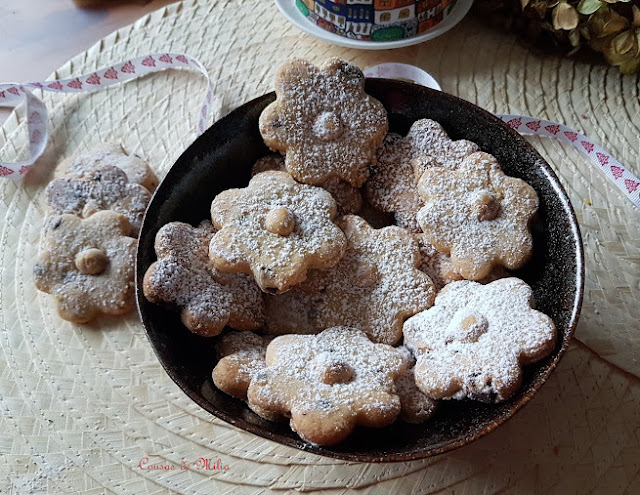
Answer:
[499, 115, 640, 209]
[364, 63, 640, 210]
[0, 53, 213, 178]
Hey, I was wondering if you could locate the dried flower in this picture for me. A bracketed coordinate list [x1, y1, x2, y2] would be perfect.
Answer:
[473, 0, 640, 74]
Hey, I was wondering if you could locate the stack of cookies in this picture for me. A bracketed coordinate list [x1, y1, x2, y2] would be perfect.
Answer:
[140, 57, 557, 446]
[34, 145, 157, 323]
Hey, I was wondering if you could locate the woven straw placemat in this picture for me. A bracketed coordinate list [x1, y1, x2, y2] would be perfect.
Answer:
[1, 1, 639, 493]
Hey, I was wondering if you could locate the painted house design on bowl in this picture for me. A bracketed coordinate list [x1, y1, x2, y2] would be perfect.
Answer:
[296, 0, 456, 41]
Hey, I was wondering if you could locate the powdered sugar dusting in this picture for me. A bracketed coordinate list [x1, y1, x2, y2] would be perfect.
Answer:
[366, 120, 479, 232]
[414, 233, 510, 290]
[246, 327, 406, 444]
[407, 119, 479, 170]
[209, 171, 347, 293]
[45, 164, 151, 236]
[143, 220, 264, 336]
[212, 331, 273, 399]
[321, 177, 362, 216]
[259, 58, 388, 187]
[365, 133, 422, 232]
[33, 212, 137, 322]
[251, 154, 362, 216]
[403, 278, 557, 402]
[263, 215, 436, 345]
[416, 152, 539, 280]
[57, 143, 158, 192]
[396, 367, 438, 424]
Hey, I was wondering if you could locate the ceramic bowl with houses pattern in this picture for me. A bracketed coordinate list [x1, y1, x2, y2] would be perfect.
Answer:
[275, 0, 473, 49]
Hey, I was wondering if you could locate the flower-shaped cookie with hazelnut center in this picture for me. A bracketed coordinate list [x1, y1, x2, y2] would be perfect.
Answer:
[259, 58, 388, 187]
[143, 221, 264, 336]
[33, 211, 137, 323]
[416, 152, 539, 280]
[45, 164, 151, 236]
[403, 278, 557, 402]
[365, 120, 479, 231]
[263, 215, 436, 345]
[209, 171, 347, 293]
[247, 326, 406, 445]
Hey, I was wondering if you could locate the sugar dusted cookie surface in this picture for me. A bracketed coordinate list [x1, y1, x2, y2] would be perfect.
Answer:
[246, 326, 406, 446]
[251, 154, 362, 216]
[403, 278, 557, 402]
[33, 211, 137, 323]
[45, 164, 151, 237]
[57, 143, 158, 192]
[416, 152, 539, 280]
[407, 119, 480, 170]
[395, 346, 438, 424]
[209, 171, 347, 293]
[259, 58, 388, 187]
[143, 221, 264, 336]
[264, 215, 436, 345]
[213, 331, 272, 400]
[366, 120, 479, 232]
[414, 234, 509, 291]
[365, 132, 422, 232]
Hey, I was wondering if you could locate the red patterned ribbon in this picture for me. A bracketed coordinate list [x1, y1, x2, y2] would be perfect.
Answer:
[0, 53, 213, 178]
[364, 63, 640, 210]
[500, 115, 640, 209]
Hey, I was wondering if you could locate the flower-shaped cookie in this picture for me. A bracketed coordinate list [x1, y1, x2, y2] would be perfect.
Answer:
[247, 326, 406, 445]
[45, 164, 151, 236]
[33, 211, 137, 323]
[57, 143, 158, 192]
[259, 58, 388, 187]
[264, 215, 436, 345]
[209, 171, 347, 293]
[143, 221, 264, 336]
[403, 278, 557, 402]
[213, 331, 273, 400]
[416, 152, 539, 280]
[365, 120, 479, 231]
